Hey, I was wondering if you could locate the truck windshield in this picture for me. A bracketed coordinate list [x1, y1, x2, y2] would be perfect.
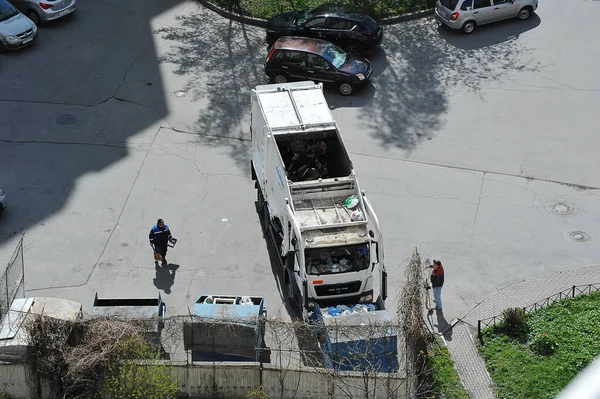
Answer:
[305, 244, 369, 275]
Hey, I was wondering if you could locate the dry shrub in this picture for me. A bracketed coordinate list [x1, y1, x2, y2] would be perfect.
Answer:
[26, 315, 160, 398]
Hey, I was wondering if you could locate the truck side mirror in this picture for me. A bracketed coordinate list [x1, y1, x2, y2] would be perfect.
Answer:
[369, 230, 375, 238]
[291, 237, 298, 248]
[371, 241, 379, 267]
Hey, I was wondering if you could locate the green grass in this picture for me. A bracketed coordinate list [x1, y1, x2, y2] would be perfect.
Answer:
[426, 341, 470, 399]
[209, 0, 432, 20]
[480, 291, 600, 399]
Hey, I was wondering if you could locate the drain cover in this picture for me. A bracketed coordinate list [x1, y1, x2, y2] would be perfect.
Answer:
[56, 114, 77, 125]
[550, 202, 574, 216]
[568, 231, 591, 242]
[170, 90, 190, 98]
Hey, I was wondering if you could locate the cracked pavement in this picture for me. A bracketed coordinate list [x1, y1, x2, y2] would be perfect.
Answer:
[0, 0, 599, 323]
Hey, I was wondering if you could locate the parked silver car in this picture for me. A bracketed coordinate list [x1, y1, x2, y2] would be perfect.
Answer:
[0, 188, 6, 213]
[0, 0, 36, 50]
[435, 0, 538, 34]
[9, 0, 75, 26]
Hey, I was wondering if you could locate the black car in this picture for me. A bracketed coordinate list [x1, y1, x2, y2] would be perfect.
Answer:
[265, 4, 383, 55]
[265, 36, 373, 96]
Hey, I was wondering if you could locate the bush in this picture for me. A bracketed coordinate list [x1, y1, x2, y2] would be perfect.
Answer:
[104, 337, 179, 399]
[211, 0, 429, 20]
[530, 332, 556, 356]
[501, 307, 527, 336]
[424, 342, 469, 399]
[246, 386, 270, 399]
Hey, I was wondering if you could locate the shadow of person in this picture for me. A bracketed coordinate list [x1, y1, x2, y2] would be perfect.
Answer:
[436, 308, 453, 341]
[153, 263, 179, 294]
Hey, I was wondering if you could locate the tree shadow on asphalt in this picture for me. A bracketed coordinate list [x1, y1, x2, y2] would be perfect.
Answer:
[355, 16, 541, 150]
[156, 8, 267, 170]
[156, 10, 542, 158]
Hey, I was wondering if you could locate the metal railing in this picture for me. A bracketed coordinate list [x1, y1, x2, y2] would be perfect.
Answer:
[0, 234, 25, 320]
[477, 283, 600, 344]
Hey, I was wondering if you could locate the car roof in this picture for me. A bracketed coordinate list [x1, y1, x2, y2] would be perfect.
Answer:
[272, 36, 334, 56]
[310, 4, 369, 21]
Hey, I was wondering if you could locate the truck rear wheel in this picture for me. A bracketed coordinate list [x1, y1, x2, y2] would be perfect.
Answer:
[257, 185, 264, 210]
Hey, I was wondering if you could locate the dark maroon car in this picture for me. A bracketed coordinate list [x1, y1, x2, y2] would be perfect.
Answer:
[265, 36, 373, 96]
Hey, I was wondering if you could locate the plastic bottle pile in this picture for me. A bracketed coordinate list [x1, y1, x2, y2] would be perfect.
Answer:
[322, 303, 377, 317]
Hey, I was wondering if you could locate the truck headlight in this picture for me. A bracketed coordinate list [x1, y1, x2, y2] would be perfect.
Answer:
[358, 292, 373, 303]
[356, 73, 365, 81]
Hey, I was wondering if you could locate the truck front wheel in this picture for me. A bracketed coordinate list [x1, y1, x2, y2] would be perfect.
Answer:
[286, 276, 297, 312]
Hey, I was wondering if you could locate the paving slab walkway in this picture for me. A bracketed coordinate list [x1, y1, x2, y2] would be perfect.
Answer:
[443, 264, 600, 399]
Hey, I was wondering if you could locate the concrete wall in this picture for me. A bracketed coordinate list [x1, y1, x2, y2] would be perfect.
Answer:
[0, 362, 407, 398]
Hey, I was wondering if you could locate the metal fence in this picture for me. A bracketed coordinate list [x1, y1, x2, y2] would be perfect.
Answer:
[477, 282, 600, 344]
[0, 234, 25, 319]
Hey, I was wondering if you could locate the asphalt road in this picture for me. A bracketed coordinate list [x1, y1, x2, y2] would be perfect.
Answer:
[0, 0, 598, 326]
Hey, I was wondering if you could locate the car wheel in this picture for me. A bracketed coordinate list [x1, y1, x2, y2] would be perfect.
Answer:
[517, 7, 532, 20]
[338, 81, 354, 96]
[27, 10, 40, 26]
[344, 41, 363, 55]
[273, 73, 288, 84]
[462, 21, 476, 34]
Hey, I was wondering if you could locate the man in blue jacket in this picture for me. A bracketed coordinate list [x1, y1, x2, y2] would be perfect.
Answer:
[149, 218, 176, 266]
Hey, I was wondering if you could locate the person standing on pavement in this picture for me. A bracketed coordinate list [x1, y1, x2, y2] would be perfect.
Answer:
[430, 260, 445, 310]
[149, 218, 175, 266]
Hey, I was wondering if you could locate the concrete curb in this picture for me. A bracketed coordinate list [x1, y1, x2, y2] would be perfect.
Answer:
[195, 0, 267, 27]
[195, 0, 434, 28]
[381, 9, 435, 24]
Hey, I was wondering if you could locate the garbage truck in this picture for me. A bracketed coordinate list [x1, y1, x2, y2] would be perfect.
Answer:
[250, 81, 387, 317]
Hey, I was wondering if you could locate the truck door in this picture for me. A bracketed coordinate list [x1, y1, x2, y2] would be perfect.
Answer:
[284, 229, 305, 310]
[362, 191, 387, 300]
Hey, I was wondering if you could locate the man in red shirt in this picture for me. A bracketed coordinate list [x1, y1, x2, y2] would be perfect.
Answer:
[430, 260, 445, 310]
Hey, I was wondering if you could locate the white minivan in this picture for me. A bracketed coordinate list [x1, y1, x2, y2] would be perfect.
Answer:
[435, 0, 538, 34]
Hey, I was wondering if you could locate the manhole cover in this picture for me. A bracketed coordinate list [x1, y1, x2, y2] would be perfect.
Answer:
[550, 202, 574, 216]
[56, 114, 77, 125]
[568, 231, 591, 242]
[170, 90, 190, 98]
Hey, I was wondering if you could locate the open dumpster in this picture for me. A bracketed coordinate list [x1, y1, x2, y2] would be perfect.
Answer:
[183, 294, 270, 363]
[92, 293, 166, 345]
[311, 295, 398, 372]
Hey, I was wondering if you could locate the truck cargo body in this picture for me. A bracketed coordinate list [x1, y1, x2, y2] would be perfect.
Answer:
[250, 82, 387, 314]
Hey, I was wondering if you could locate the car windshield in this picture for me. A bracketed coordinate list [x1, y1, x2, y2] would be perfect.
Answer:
[322, 44, 347, 69]
[0, 0, 18, 22]
[440, 0, 460, 10]
[305, 244, 369, 275]
[362, 16, 379, 32]
[295, 10, 314, 25]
